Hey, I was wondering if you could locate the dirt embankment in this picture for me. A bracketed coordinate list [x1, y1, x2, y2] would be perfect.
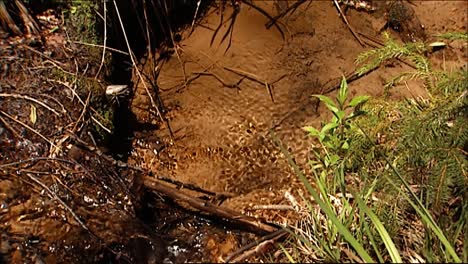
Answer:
[130, 0, 467, 217]
[0, 1, 466, 263]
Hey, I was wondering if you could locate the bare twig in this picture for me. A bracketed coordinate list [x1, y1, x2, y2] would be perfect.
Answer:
[224, 229, 288, 263]
[0, 93, 62, 116]
[265, 0, 307, 29]
[71, 41, 129, 55]
[26, 173, 90, 231]
[157, 176, 235, 198]
[0, 110, 57, 148]
[223, 66, 275, 102]
[240, 0, 285, 40]
[22, 45, 68, 69]
[112, 0, 168, 137]
[0, 115, 21, 138]
[333, 0, 365, 47]
[0, 157, 75, 169]
[192, 71, 241, 89]
[48, 79, 111, 134]
[95, 0, 107, 78]
[249, 204, 295, 211]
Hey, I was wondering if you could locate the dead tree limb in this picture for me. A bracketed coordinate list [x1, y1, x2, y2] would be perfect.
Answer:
[143, 176, 278, 234]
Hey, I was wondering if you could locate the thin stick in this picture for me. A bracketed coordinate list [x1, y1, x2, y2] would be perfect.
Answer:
[224, 229, 288, 263]
[0, 110, 57, 148]
[192, 71, 240, 89]
[26, 173, 90, 231]
[332, 0, 365, 47]
[112, 0, 168, 137]
[265, 0, 307, 29]
[95, 0, 107, 78]
[48, 79, 111, 134]
[0, 93, 62, 116]
[249, 204, 294, 211]
[157, 176, 235, 198]
[223, 66, 275, 102]
[0, 115, 21, 138]
[0, 157, 75, 169]
[240, 0, 285, 40]
[72, 41, 129, 55]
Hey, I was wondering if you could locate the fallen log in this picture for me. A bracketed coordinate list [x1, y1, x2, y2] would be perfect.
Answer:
[143, 176, 278, 234]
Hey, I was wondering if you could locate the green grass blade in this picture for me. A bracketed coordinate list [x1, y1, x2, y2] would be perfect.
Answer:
[363, 217, 385, 263]
[357, 124, 461, 262]
[280, 244, 296, 263]
[383, 173, 461, 262]
[271, 132, 375, 263]
[355, 193, 403, 263]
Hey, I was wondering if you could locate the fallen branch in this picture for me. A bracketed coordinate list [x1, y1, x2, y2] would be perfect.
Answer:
[143, 176, 278, 234]
[0, 93, 62, 116]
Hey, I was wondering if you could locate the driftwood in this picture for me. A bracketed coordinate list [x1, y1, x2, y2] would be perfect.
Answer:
[143, 176, 278, 234]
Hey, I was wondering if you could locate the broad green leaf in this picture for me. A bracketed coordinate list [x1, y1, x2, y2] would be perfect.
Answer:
[333, 110, 346, 121]
[321, 122, 339, 134]
[303, 126, 320, 137]
[337, 76, 348, 107]
[347, 110, 366, 120]
[348, 95, 370, 108]
[341, 141, 349, 150]
[314, 95, 339, 113]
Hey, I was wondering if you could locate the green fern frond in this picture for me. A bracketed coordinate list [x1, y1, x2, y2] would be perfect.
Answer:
[384, 71, 429, 90]
[436, 68, 468, 95]
[356, 33, 428, 76]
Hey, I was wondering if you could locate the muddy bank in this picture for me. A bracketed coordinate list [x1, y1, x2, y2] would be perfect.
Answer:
[1, 0, 467, 263]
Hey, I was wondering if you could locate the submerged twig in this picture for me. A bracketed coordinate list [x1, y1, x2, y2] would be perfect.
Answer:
[223, 66, 275, 102]
[249, 204, 295, 211]
[332, 0, 365, 47]
[157, 176, 235, 198]
[240, 0, 285, 41]
[26, 173, 90, 231]
[265, 0, 307, 29]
